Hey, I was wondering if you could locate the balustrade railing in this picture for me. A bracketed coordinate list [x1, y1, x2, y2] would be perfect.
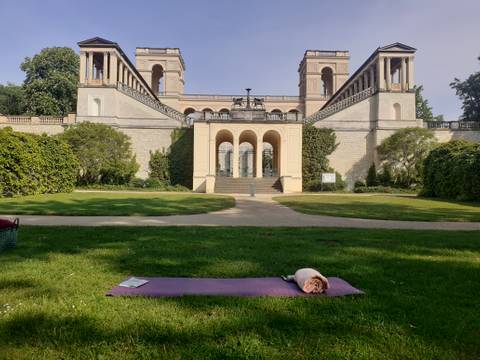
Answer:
[306, 87, 376, 123]
[39, 116, 64, 124]
[6, 116, 32, 124]
[117, 83, 189, 125]
[203, 110, 303, 122]
[425, 121, 480, 130]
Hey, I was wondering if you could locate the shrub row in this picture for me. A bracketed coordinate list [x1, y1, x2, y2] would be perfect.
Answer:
[353, 185, 416, 194]
[0, 127, 78, 197]
[422, 140, 480, 200]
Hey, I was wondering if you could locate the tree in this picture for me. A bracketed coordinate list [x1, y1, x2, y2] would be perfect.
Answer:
[366, 163, 379, 186]
[302, 124, 338, 188]
[414, 85, 434, 121]
[149, 149, 170, 183]
[377, 127, 437, 187]
[61, 122, 139, 185]
[21, 47, 79, 116]
[450, 57, 480, 121]
[0, 83, 26, 115]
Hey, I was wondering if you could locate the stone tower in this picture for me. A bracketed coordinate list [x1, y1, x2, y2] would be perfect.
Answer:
[135, 47, 185, 108]
[298, 50, 350, 116]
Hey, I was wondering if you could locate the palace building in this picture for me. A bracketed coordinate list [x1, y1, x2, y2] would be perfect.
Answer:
[8, 37, 476, 193]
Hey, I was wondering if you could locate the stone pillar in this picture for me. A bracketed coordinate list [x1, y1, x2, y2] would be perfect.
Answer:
[209, 137, 216, 176]
[79, 52, 86, 84]
[378, 57, 385, 90]
[407, 57, 414, 89]
[123, 64, 127, 85]
[364, 72, 369, 90]
[401, 57, 407, 91]
[255, 141, 263, 178]
[232, 136, 239, 178]
[103, 52, 108, 83]
[353, 81, 358, 94]
[386, 57, 391, 90]
[109, 53, 118, 85]
[88, 52, 94, 81]
[370, 66, 375, 89]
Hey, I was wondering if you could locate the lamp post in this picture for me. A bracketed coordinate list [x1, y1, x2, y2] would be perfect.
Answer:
[246, 88, 252, 109]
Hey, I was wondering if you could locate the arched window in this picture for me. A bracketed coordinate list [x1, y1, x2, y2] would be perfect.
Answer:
[202, 108, 213, 113]
[321, 67, 334, 96]
[151, 65, 164, 95]
[184, 108, 196, 116]
[393, 103, 401, 120]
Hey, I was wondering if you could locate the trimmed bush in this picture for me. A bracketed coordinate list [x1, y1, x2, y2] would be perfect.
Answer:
[149, 149, 170, 184]
[353, 186, 415, 194]
[366, 163, 379, 186]
[0, 127, 78, 197]
[422, 140, 480, 200]
[61, 122, 139, 185]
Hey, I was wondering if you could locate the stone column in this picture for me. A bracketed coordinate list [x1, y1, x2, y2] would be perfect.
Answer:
[255, 140, 263, 178]
[369, 66, 375, 89]
[103, 52, 108, 83]
[209, 137, 216, 176]
[353, 81, 358, 94]
[232, 136, 239, 178]
[79, 52, 86, 84]
[407, 57, 414, 89]
[378, 57, 385, 90]
[386, 57, 391, 90]
[364, 72, 369, 89]
[88, 52, 94, 81]
[401, 57, 407, 91]
[109, 53, 118, 85]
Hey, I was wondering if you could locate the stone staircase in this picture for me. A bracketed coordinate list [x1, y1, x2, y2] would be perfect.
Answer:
[305, 86, 376, 124]
[214, 177, 283, 194]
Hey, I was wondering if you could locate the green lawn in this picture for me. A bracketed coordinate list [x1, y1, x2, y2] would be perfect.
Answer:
[1, 227, 479, 359]
[0, 192, 235, 216]
[275, 194, 480, 222]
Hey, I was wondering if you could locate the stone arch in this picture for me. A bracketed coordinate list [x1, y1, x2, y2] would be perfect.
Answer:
[184, 107, 196, 116]
[215, 129, 234, 177]
[202, 108, 214, 113]
[271, 109, 282, 113]
[393, 103, 401, 120]
[239, 130, 258, 177]
[262, 130, 282, 176]
[321, 67, 334, 96]
[151, 64, 164, 94]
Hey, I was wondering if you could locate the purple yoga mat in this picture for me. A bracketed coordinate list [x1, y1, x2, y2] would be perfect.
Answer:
[107, 277, 364, 297]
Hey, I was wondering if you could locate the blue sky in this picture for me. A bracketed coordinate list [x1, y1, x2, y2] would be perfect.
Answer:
[1, 0, 479, 119]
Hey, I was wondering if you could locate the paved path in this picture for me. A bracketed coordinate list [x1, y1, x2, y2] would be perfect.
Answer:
[6, 194, 480, 230]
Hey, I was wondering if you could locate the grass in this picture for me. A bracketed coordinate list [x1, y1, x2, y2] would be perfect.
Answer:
[1, 226, 479, 359]
[0, 192, 235, 216]
[275, 194, 480, 222]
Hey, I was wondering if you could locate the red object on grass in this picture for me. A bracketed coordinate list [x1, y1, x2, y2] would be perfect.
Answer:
[0, 218, 19, 230]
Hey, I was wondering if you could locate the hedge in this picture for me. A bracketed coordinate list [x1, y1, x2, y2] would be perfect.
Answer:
[0, 127, 78, 197]
[422, 140, 480, 200]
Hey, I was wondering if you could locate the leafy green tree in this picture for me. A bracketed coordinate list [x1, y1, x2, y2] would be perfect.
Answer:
[366, 163, 379, 186]
[0, 83, 26, 115]
[377, 128, 437, 187]
[378, 165, 393, 186]
[450, 57, 480, 121]
[414, 85, 434, 121]
[61, 122, 139, 185]
[302, 124, 338, 188]
[21, 47, 79, 116]
[149, 149, 170, 183]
